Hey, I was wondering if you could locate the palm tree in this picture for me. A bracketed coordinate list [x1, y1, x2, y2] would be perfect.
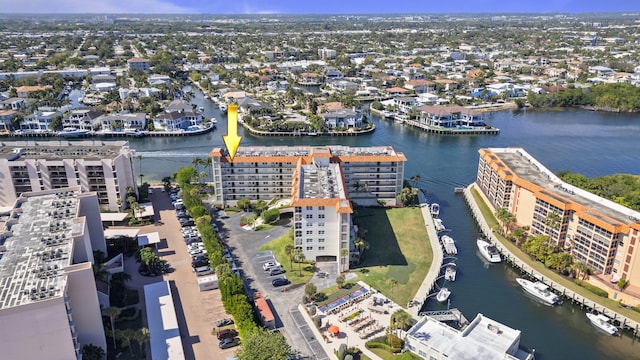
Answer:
[136, 154, 144, 186]
[410, 174, 421, 189]
[388, 278, 398, 296]
[294, 248, 305, 275]
[115, 328, 136, 357]
[391, 309, 413, 335]
[544, 211, 562, 245]
[103, 307, 122, 350]
[494, 207, 515, 236]
[285, 245, 295, 271]
[134, 327, 150, 358]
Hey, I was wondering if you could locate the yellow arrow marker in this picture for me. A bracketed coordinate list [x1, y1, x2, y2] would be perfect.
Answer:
[222, 104, 242, 161]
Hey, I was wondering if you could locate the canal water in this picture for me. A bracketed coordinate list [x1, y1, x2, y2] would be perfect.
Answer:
[129, 87, 640, 359]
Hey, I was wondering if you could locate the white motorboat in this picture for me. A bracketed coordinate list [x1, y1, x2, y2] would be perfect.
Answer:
[57, 128, 90, 138]
[218, 103, 228, 112]
[441, 235, 457, 255]
[586, 313, 619, 336]
[477, 239, 502, 263]
[436, 287, 451, 302]
[434, 218, 446, 232]
[430, 203, 440, 217]
[444, 263, 457, 282]
[515, 278, 560, 305]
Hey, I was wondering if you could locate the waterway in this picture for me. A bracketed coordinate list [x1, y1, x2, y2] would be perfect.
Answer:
[130, 87, 640, 359]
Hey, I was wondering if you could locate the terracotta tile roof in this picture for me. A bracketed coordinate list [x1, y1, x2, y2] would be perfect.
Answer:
[385, 87, 409, 93]
[16, 85, 52, 93]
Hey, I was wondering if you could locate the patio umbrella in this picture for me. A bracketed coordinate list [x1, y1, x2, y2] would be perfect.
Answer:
[328, 325, 340, 336]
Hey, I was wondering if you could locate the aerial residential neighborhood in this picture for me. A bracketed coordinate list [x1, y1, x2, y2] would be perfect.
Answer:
[1, 7, 640, 360]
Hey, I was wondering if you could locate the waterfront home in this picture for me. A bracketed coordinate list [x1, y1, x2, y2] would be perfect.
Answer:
[64, 109, 104, 131]
[417, 105, 484, 128]
[394, 97, 418, 113]
[237, 97, 275, 115]
[324, 67, 344, 80]
[297, 72, 323, 86]
[153, 100, 203, 132]
[321, 108, 362, 129]
[20, 110, 61, 132]
[328, 80, 358, 92]
[0, 110, 18, 131]
[97, 112, 147, 132]
[385, 87, 410, 97]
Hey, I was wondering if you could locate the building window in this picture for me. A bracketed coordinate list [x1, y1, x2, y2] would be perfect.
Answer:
[306, 214, 313, 219]
[318, 230, 325, 235]
[306, 238, 313, 243]
[306, 223, 313, 227]
[306, 206, 313, 210]
[318, 222, 325, 227]
[306, 230, 313, 235]
[319, 246, 325, 251]
[318, 214, 325, 219]
[319, 206, 325, 210]
[319, 238, 325, 243]
[306, 246, 313, 251]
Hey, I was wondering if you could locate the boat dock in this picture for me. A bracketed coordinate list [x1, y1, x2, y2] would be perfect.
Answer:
[462, 184, 640, 337]
[441, 235, 458, 256]
[419, 308, 469, 326]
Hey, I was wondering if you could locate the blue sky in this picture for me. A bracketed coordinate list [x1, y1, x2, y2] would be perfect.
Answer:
[2, 0, 639, 14]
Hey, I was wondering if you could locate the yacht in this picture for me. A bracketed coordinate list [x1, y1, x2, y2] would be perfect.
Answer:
[586, 313, 619, 336]
[515, 278, 560, 305]
[444, 263, 457, 282]
[434, 218, 446, 232]
[430, 203, 440, 217]
[57, 128, 90, 138]
[477, 239, 502, 263]
[436, 287, 451, 302]
[441, 235, 457, 255]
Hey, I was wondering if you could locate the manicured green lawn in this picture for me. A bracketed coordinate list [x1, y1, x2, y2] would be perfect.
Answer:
[259, 229, 314, 285]
[470, 187, 640, 322]
[353, 207, 431, 308]
[368, 348, 422, 360]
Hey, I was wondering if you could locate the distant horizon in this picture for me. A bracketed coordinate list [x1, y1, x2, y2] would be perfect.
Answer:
[1, 0, 639, 15]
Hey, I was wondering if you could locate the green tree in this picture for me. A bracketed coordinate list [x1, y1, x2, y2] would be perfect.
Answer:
[81, 344, 105, 360]
[237, 198, 251, 211]
[134, 327, 150, 358]
[336, 274, 346, 289]
[285, 244, 295, 270]
[235, 327, 291, 360]
[390, 309, 413, 334]
[388, 278, 398, 296]
[294, 248, 305, 275]
[304, 283, 317, 303]
[103, 307, 122, 351]
[262, 208, 280, 224]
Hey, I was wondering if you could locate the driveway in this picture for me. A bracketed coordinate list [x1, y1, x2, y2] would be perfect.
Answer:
[219, 211, 330, 359]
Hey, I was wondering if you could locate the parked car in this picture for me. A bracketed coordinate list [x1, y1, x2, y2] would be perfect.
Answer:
[269, 267, 285, 276]
[180, 219, 195, 227]
[263, 261, 281, 271]
[215, 318, 234, 327]
[218, 337, 240, 349]
[217, 328, 238, 340]
[271, 277, 290, 287]
[187, 242, 204, 251]
[185, 237, 203, 245]
[194, 266, 213, 276]
[192, 256, 209, 268]
[189, 248, 208, 256]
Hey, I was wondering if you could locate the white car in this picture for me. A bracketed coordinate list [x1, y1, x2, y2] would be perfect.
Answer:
[262, 261, 281, 271]
[187, 242, 204, 251]
[189, 248, 208, 256]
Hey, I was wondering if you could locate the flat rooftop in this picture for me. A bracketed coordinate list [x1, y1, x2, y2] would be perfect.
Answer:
[407, 313, 526, 360]
[300, 163, 345, 200]
[211, 145, 404, 160]
[0, 140, 131, 161]
[0, 189, 81, 309]
[491, 148, 640, 226]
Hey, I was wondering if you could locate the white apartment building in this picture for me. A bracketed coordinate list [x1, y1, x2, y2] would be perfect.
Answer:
[318, 48, 337, 60]
[209, 145, 406, 208]
[0, 141, 137, 211]
[0, 187, 107, 360]
[404, 313, 534, 360]
[127, 57, 150, 72]
[291, 150, 353, 271]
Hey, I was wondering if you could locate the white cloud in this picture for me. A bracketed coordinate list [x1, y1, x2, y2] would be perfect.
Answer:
[0, 0, 194, 13]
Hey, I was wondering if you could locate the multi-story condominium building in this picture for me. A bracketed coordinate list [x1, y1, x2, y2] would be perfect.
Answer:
[318, 48, 337, 60]
[127, 57, 150, 72]
[0, 187, 107, 360]
[210, 145, 406, 270]
[405, 313, 534, 360]
[209, 145, 406, 208]
[0, 141, 137, 211]
[476, 147, 640, 284]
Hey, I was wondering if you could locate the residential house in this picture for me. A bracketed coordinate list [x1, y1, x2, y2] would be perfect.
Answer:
[384, 87, 410, 97]
[153, 101, 202, 132]
[404, 79, 436, 94]
[0, 110, 18, 131]
[20, 110, 61, 132]
[127, 57, 150, 72]
[97, 112, 147, 131]
[417, 105, 484, 128]
[321, 109, 362, 129]
[324, 67, 344, 80]
[15, 85, 52, 98]
[0, 97, 27, 111]
[328, 80, 358, 92]
[63, 109, 104, 131]
[393, 97, 418, 113]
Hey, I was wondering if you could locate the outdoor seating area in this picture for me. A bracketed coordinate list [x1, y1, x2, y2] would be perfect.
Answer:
[318, 285, 372, 314]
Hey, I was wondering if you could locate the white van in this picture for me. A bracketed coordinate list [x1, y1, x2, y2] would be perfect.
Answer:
[194, 266, 213, 276]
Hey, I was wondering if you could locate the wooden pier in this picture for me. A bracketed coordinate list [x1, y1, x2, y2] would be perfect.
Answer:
[462, 184, 640, 337]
